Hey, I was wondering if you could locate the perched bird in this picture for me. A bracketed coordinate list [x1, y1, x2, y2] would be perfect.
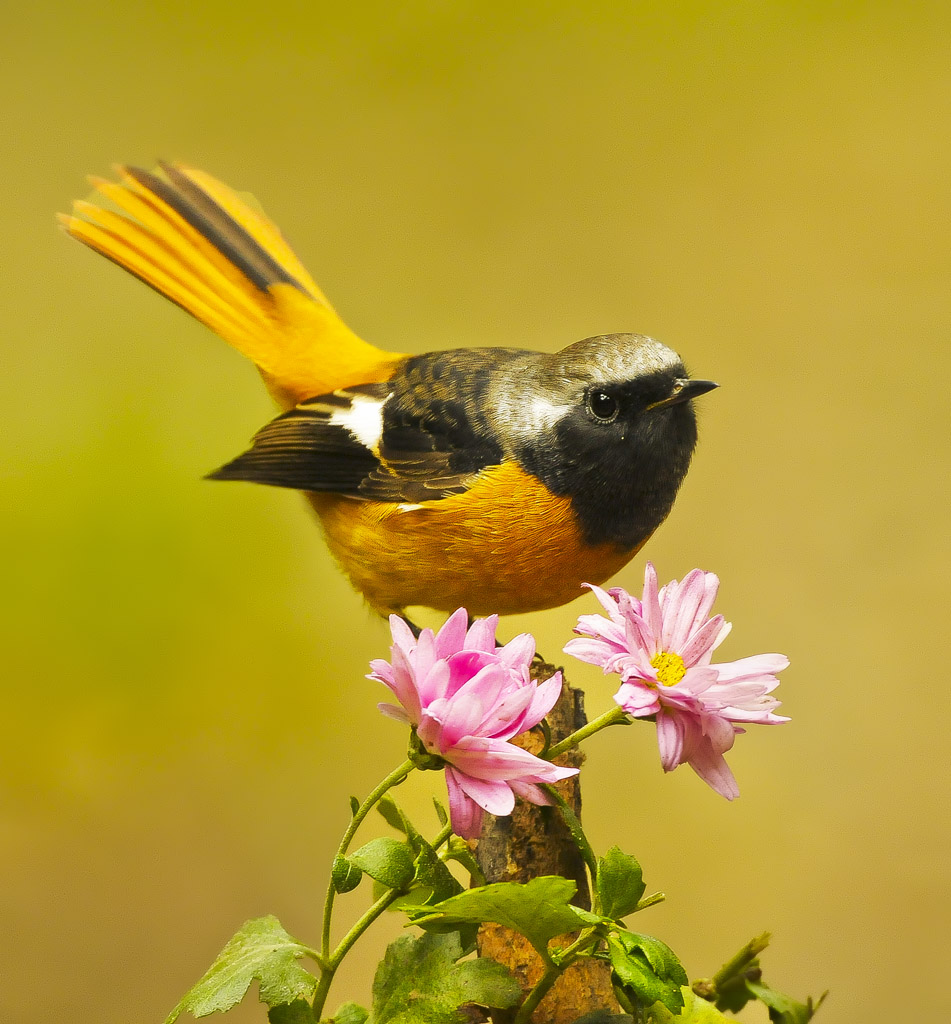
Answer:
[62, 163, 716, 617]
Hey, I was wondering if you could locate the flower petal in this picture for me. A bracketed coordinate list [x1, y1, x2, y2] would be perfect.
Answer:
[436, 664, 508, 746]
[433, 608, 469, 659]
[522, 671, 564, 729]
[614, 680, 661, 717]
[656, 711, 685, 772]
[563, 636, 624, 668]
[388, 614, 417, 655]
[498, 632, 535, 671]
[449, 736, 578, 783]
[385, 644, 423, 722]
[465, 614, 499, 652]
[711, 653, 790, 683]
[445, 767, 484, 839]
[679, 614, 727, 668]
[508, 779, 555, 806]
[686, 738, 740, 800]
[474, 683, 537, 740]
[640, 562, 663, 651]
[377, 702, 410, 723]
[585, 583, 626, 623]
[450, 769, 516, 816]
[663, 568, 709, 651]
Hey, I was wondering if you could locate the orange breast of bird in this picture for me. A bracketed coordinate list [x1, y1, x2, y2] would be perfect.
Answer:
[310, 461, 639, 617]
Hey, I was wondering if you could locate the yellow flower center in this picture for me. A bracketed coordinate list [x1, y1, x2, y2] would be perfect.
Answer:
[650, 651, 686, 687]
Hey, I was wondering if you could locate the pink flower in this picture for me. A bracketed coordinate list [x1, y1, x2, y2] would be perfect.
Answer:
[564, 563, 789, 799]
[369, 609, 578, 838]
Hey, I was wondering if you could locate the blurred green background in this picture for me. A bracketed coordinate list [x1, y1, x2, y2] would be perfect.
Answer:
[3, 1, 949, 1021]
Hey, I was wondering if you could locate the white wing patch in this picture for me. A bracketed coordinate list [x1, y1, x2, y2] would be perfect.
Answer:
[329, 395, 386, 451]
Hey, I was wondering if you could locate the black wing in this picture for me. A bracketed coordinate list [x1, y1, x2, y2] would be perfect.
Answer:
[208, 350, 513, 502]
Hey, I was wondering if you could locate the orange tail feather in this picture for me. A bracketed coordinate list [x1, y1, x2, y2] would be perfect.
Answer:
[62, 162, 404, 404]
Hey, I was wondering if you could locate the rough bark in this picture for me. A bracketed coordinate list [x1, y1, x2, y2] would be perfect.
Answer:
[474, 661, 621, 1023]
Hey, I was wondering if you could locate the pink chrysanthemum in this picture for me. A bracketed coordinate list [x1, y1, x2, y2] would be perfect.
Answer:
[369, 609, 578, 838]
[564, 563, 789, 799]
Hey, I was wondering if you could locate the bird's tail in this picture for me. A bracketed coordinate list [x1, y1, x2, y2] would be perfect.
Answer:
[61, 162, 402, 404]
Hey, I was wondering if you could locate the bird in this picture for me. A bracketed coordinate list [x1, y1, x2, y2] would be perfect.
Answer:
[61, 163, 717, 618]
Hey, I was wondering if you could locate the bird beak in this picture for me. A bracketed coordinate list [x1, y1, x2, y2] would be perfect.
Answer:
[647, 378, 719, 411]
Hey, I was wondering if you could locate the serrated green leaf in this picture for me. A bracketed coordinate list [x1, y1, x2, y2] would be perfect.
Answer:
[331, 1001, 369, 1024]
[351, 838, 416, 890]
[746, 981, 827, 1023]
[332, 855, 364, 894]
[164, 916, 317, 1023]
[371, 930, 519, 1023]
[596, 847, 645, 921]
[268, 999, 314, 1023]
[614, 932, 687, 986]
[648, 989, 733, 1022]
[407, 876, 603, 954]
[608, 933, 688, 1015]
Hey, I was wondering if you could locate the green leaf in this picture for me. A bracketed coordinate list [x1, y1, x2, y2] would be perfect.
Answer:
[613, 932, 687, 987]
[443, 837, 485, 886]
[332, 855, 364, 894]
[608, 932, 688, 1015]
[351, 838, 416, 890]
[596, 847, 645, 921]
[705, 932, 770, 1013]
[268, 1000, 314, 1023]
[545, 789, 598, 878]
[350, 796, 361, 816]
[164, 916, 317, 1023]
[377, 794, 414, 836]
[371, 930, 519, 1023]
[410, 837, 464, 904]
[648, 989, 733, 1022]
[746, 981, 828, 1023]
[432, 798, 449, 827]
[374, 796, 460, 902]
[331, 1002, 370, 1024]
[407, 876, 602, 955]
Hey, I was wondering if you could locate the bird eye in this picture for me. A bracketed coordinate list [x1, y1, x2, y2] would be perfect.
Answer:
[586, 389, 619, 422]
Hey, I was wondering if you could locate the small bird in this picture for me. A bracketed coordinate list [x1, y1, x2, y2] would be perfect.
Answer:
[62, 163, 716, 617]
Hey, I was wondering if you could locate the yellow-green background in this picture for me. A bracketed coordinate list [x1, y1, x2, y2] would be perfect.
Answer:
[3, 2, 948, 1021]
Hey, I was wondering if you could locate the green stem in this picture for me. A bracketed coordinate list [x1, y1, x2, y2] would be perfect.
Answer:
[319, 758, 414, 959]
[313, 783, 449, 1020]
[330, 887, 403, 968]
[513, 960, 562, 1024]
[546, 705, 630, 759]
[710, 932, 771, 991]
[327, 821, 453, 974]
[513, 929, 603, 1023]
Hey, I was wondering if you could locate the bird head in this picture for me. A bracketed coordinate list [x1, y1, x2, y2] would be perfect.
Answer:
[492, 333, 717, 549]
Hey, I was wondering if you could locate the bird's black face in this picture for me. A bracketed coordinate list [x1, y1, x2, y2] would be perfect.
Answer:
[516, 367, 710, 549]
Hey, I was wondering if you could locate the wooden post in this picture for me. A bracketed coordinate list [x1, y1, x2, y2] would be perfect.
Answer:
[474, 663, 621, 1022]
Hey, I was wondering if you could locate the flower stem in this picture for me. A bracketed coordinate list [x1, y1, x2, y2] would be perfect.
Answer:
[513, 929, 602, 1024]
[546, 705, 630, 759]
[319, 758, 414, 959]
[326, 819, 453, 977]
[513, 961, 562, 1024]
[312, 769, 448, 1020]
